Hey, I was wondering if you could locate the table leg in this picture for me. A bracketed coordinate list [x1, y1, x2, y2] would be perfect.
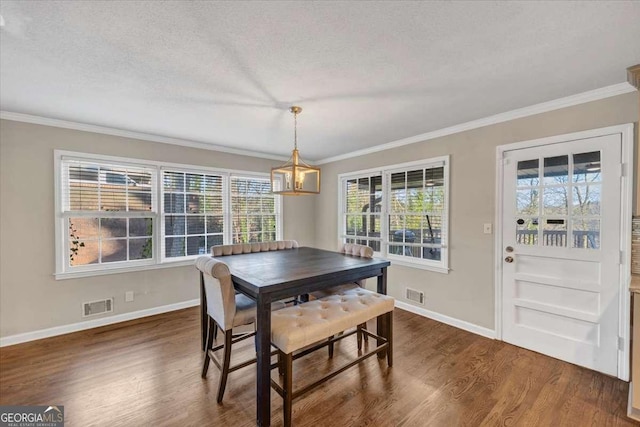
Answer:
[256, 294, 272, 427]
[377, 268, 388, 358]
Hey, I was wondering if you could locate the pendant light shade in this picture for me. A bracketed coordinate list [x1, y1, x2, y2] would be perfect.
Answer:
[271, 106, 321, 195]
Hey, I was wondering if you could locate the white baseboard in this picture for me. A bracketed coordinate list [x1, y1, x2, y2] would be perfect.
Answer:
[0, 299, 200, 347]
[394, 300, 496, 339]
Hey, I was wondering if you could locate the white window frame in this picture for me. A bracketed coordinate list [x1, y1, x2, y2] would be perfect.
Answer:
[54, 150, 282, 279]
[337, 156, 450, 273]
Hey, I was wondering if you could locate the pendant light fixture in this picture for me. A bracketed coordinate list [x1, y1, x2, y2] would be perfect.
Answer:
[271, 106, 321, 195]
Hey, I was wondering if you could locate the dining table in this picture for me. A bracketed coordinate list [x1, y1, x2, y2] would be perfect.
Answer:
[199, 246, 391, 427]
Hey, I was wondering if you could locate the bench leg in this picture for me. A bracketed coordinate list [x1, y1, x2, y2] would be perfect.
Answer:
[283, 352, 294, 427]
[357, 325, 363, 350]
[328, 336, 334, 358]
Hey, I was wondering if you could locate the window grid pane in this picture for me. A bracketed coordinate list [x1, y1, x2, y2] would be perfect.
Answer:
[387, 167, 445, 261]
[341, 162, 447, 267]
[231, 177, 279, 244]
[69, 217, 153, 266]
[163, 170, 224, 258]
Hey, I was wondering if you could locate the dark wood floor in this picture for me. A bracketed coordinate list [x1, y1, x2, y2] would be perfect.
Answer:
[0, 307, 636, 426]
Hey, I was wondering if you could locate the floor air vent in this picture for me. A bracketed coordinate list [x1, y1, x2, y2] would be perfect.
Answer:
[406, 288, 425, 304]
[83, 298, 113, 317]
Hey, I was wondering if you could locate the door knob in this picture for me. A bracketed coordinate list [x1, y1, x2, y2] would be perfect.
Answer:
[504, 256, 514, 263]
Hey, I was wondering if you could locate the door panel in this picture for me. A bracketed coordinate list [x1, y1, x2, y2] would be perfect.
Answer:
[502, 134, 621, 376]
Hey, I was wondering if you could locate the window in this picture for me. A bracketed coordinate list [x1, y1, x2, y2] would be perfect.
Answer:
[339, 157, 449, 273]
[162, 170, 225, 259]
[55, 151, 282, 278]
[230, 177, 279, 243]
[61, 159, 156, 271]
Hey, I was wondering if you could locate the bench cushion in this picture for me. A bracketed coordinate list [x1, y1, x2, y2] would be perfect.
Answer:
[271, 288, 394, 354]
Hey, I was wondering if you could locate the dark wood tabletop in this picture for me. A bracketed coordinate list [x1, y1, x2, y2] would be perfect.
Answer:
[220, 246, 390, 301]
[200, 246, 390, 427]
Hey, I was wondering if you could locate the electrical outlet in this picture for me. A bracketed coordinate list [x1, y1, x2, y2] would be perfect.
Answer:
[483, 223, 492, 234]
[125, 291, 134, 302]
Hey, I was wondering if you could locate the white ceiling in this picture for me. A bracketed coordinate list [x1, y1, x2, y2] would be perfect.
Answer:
[1, 1, 639, 162]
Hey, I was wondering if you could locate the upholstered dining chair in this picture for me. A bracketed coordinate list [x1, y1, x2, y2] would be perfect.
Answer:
[196, 256, 284, 403]
[308, 243, 375, 353]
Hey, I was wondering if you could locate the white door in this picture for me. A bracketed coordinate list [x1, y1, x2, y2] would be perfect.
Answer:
[501, 134, 622, 376]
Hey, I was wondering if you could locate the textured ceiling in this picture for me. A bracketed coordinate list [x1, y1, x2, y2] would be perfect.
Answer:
[1, 1, 639, 161]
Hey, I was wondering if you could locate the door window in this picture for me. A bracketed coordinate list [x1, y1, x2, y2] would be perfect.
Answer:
[515, 151, 601, 249]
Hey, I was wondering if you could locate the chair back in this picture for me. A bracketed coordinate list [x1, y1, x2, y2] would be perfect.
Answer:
[196, 256, 236, 331]
[340, 243, 373, 287]
[211, 240, 299, 257]
[341, 243, 374, 258]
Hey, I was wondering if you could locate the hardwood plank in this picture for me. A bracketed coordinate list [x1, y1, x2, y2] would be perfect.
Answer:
[1, 307, 636, 426]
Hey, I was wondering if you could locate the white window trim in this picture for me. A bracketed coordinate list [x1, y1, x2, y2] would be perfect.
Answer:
[54, 150, 282, 280]
[337, 155, 450, 273]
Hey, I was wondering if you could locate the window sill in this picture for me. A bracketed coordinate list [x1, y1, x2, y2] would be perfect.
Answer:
[384, 256, 450, 274]
[54, 259, 195, 280]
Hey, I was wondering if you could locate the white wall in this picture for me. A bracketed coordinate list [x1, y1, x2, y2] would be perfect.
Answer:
[0, 120, 315, 338]
[314, 92, 639, 330]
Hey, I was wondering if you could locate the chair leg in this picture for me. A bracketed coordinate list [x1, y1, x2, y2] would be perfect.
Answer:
[216, 330, 233, 403]
[283, 352, 294, 427]
[201, 317, 215, 378]
[386, 311, 393, 368]
[328, 336, 334, 358]
[213, 322, 218, 341]
[278, 352, 284, 376]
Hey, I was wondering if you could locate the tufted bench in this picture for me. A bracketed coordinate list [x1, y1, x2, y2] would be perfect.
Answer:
[270, 287, 394, 427]
[211, 240, 298, 256]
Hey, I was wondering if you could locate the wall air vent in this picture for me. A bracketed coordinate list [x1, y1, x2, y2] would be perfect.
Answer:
[82, 298, 113, 317]
[406, 288, 425, 305]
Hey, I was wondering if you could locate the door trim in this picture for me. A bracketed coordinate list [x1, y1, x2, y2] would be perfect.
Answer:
[494, 123, 635, 380]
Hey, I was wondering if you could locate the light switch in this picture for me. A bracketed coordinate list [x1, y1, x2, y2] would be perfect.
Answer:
[483, 223, 492, 234]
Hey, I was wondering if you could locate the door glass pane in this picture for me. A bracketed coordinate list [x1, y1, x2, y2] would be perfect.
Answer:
[517, 189, 539, 215]
[543, 219, 567, 247]
[516, 218, 538, 246]
[573, 219, 600, 249]
[543, 187, 568, 215]
[543, 155, 568, 185]
[572, 185, 600, 216]
[517, 159, 539, 186]
[573, 151, 601, 183]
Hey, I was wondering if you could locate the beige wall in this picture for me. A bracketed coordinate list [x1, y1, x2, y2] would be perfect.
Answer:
[0, 120, 315, 337]
[314, 92, 639, 330]
[1, 92, 637, 339]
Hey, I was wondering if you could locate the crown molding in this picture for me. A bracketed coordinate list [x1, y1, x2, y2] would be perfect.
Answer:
[628, 64, 640, 89]
[0, 111, 289, 162]
[315, 82, 636, 165]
